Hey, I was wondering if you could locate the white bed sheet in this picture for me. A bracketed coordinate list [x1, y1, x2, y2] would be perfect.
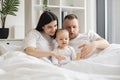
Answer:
[0, 44, 120, 80]
[62, 44, 120, 74]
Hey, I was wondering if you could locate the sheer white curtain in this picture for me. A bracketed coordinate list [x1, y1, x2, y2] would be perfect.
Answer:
[106, 0, 120, 44]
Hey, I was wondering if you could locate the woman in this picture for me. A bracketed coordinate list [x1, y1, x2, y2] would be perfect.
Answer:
[23, 11, 65, 63]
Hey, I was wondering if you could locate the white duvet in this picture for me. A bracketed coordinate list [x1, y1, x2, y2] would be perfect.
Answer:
[0, 44, 120, 80]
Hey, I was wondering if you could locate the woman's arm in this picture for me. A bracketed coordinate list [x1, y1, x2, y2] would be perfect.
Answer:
[24, 47, 65, 60]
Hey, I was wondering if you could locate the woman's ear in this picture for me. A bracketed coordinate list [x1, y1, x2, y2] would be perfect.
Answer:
[42, 26, 44, 30]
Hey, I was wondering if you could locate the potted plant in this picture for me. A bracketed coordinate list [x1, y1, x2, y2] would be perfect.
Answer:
[0, 0, 20, 39]
[43, 0, 48, 11]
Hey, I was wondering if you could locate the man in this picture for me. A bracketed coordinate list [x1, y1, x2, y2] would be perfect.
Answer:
[63, 14, 109, 59]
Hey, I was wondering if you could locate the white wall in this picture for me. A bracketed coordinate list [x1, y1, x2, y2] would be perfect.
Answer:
[86, 0, 96, 32]
[25, 0, 32, 36]
[4, 0, 25, 39]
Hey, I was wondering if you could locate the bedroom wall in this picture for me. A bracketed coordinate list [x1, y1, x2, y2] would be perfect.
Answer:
[86, 0, 96, 32]
[1, 0, 97, 40]
[24, 0, 97, 36]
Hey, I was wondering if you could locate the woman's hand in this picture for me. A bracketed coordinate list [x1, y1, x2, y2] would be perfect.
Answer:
[78, 42, 96, 59]
[51, 51, 66, 60]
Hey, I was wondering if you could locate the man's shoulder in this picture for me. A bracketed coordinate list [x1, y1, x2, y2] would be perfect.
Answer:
[79, 31, 96, 35]
[78, 31, 98, 37]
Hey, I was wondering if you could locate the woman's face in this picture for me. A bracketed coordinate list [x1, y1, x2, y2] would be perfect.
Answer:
[42, 20, 57, 36]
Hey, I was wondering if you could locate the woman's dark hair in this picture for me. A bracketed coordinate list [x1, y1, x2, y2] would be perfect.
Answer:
[35, 11, 58, 32]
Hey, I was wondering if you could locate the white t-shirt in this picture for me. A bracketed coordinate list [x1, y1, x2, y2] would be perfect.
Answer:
[52, 46, 76, 66]
[69, 31, 101, 53]
[23, 29, 54, 63]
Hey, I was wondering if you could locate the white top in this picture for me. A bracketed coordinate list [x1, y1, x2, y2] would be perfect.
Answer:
[23, 29, 54, 51]
[69, 31, 101, 53]
[23, 29, 54, 63]
[52, 46, 76, 66]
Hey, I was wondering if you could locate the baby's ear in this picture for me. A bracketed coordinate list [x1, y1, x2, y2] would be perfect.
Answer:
[68, 37, 70, 40]
[55, 38, 59, 42]
[55, 38, 58, 41]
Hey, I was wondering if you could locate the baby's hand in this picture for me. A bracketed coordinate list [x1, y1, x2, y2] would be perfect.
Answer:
[78, 43, 96, 59]
[55, 54, 66, 60]
[51, 51, 66, 60]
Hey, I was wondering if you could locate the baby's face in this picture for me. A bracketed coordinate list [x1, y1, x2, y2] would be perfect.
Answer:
[56, 31, 69, 48]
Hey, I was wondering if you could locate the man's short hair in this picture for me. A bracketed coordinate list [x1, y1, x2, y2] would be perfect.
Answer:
[64, 14, 78, 20]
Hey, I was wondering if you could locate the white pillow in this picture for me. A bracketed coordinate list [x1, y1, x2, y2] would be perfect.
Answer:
[0, 69, 6, 75]
[0, 44, 8, 55]
[0, 43, 22, 55]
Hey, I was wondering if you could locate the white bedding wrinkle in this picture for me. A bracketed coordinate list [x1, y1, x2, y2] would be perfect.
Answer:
[62, 44, 120, 75]
[0, 44, 120, 80]
[0, 69, 6, 75]
[62, 60, 120, 75]
[0, 51, 106, 80]
[86, 44, 120, 65]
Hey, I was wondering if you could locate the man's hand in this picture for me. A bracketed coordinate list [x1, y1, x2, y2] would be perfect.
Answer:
[78, 42, 96, 59]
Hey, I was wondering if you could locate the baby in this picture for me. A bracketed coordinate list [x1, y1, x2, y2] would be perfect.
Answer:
[52, 29, 76, 66]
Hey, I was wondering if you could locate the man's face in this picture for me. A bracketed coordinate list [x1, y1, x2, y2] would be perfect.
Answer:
[63, 18, 80, 39]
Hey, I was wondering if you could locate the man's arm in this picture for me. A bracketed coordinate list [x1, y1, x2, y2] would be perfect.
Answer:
[78, 38, 109, 59]
[92, 38, 109, 49]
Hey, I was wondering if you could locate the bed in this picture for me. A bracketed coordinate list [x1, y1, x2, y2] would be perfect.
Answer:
[0, 40, 120, 80]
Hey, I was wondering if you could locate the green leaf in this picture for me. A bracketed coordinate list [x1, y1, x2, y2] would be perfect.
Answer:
[1, 0, 20, 15]
[0, 0, 20, 28]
